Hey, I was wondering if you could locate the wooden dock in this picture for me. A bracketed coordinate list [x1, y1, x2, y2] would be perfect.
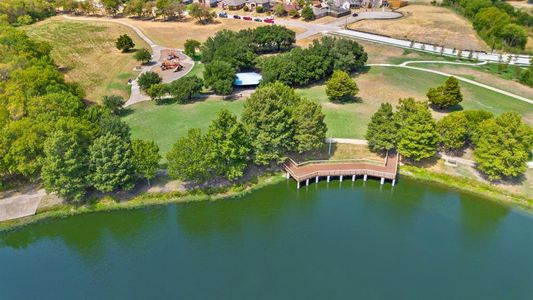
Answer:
[283, 152, 399, 188]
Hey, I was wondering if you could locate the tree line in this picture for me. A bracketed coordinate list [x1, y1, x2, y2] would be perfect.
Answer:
[0, 24, 161, 200]
[443, 0, 532, 50]
[139, 25, 298, 102]
[366, 98, 533, 181]
[166, 82, 327, 183]
[0, 0, 217, 26]
[258, 36, 368, 86]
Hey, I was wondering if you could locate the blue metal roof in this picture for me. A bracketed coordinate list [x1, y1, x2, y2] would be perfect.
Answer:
[234, 72, 262, 86]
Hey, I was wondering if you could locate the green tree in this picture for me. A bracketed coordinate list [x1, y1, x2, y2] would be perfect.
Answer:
[138, 71, 162, 92]
[115, 34, 135, 52]
[88, 133, 136, 192]
[436, 112, 469, 152]
[325, 70, 358, 102]
[473, 112, 533, 180]
[499, 23, 528, 49]
[41, 130, 89, 201]
[427, 76, 463, 109]
[99, 114, 131, 140]
[147, 83, 168, 103]
[134, 47, 152, 64]
[102, 95, 125, 115]
[167, 128, 211, 182]
[155, 0, 184, 20]
[102, 0, 121, 15]
[132, 139, 161, 186]
[241, 82, 299, 164]
[293, 99, 327, 153]
[184, 39, 201, 58]
[274, 3, 286, 16]
[201, 29, 256, 69]
[203, 60, 235, 95]
[167, 76, 203, 103]
[397, 102, 439, 161]
[206, 109, 250, 180]
[301, 5, 314, 21]
[365, 103, 398, 153]
[188, 3, 215, 24]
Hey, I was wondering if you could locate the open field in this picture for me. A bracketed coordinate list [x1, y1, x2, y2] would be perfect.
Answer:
[506, 0, 533, 11]
[124, 65, 532, 156]
[123, 98, 245, 156]
[349, 4, 488, 51]
[119, 17, 305, 49]
[23, 17, 150, 103]
[413, 63, 533, 99]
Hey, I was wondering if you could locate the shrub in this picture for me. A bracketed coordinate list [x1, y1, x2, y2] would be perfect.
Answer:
[256, 6, 264, 13]
[115, 34, 135, 52]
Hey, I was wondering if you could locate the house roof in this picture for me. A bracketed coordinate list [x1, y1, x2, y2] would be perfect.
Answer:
[225, 0, 245, 6]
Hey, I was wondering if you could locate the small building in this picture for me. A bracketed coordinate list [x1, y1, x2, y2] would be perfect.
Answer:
[234, 72, 262, 86]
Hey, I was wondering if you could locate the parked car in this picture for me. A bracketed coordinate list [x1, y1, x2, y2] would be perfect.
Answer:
[233, 15, 241, 19]
[254, 17, 262, 22]
[243, 16, 252, 21]
[218, 11, 228, 18]
[352, 13, 358, 17]
[264, 18, 274, 24]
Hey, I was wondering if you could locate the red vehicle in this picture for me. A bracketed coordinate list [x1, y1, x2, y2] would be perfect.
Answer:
[264, 18, 274, 24]
[243, 16, 252, 21]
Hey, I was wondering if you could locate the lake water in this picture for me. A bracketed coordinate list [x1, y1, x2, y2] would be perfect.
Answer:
[1, 178, 532, 299]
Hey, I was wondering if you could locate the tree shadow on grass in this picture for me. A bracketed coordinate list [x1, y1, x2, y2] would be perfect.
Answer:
[430, 103, 464, 113]
[403, 156, 440, 169]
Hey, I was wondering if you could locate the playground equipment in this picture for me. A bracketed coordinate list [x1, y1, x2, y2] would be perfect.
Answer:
[161, 60, 183, 71]
[161, 49, 183, 72]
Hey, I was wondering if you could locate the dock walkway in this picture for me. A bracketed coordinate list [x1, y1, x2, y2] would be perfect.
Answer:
[284, 152, 399, 188]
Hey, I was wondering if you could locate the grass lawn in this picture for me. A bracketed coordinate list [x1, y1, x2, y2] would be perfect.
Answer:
[123, 98, 245, 156]
[413, 62, 533, 99]
[124, 65, 532, 157]
[23, 17, 150, 103]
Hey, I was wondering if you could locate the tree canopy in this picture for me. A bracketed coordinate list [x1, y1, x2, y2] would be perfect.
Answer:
[115, 34, 135, 52]
[427, 76, 463, 109]
[325, 70, 358, 103]
[366, 103, 398, 153]
[473, 112, 533, 180]
[203, 61, 236, 95]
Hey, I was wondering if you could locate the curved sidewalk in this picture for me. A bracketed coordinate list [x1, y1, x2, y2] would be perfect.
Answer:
[367, 63, 533, 105]
[63, 15, 194, 107]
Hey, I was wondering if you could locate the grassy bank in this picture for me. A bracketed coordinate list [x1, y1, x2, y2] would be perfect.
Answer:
[3, 164, 532, 232]
[0, 172, 285, 232]
[401, 165, 533, 212]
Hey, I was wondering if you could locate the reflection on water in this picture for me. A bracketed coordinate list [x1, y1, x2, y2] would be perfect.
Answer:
[0, 178, 531, 300]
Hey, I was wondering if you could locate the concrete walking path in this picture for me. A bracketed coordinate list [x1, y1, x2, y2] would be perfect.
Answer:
[367, 62, 533, 105]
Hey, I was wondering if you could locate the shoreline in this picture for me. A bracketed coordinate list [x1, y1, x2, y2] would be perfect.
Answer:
[1, 166, 532, 232]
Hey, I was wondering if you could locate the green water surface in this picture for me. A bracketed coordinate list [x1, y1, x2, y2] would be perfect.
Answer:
[1, 178, 532, 299]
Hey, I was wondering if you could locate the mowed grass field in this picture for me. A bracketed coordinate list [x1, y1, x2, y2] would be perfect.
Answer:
[23, 17, 150, 103]
[124, 65, 533, 155]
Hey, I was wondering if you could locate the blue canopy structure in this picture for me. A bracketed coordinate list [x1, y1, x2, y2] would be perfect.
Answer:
[234, 72, 262, 86]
